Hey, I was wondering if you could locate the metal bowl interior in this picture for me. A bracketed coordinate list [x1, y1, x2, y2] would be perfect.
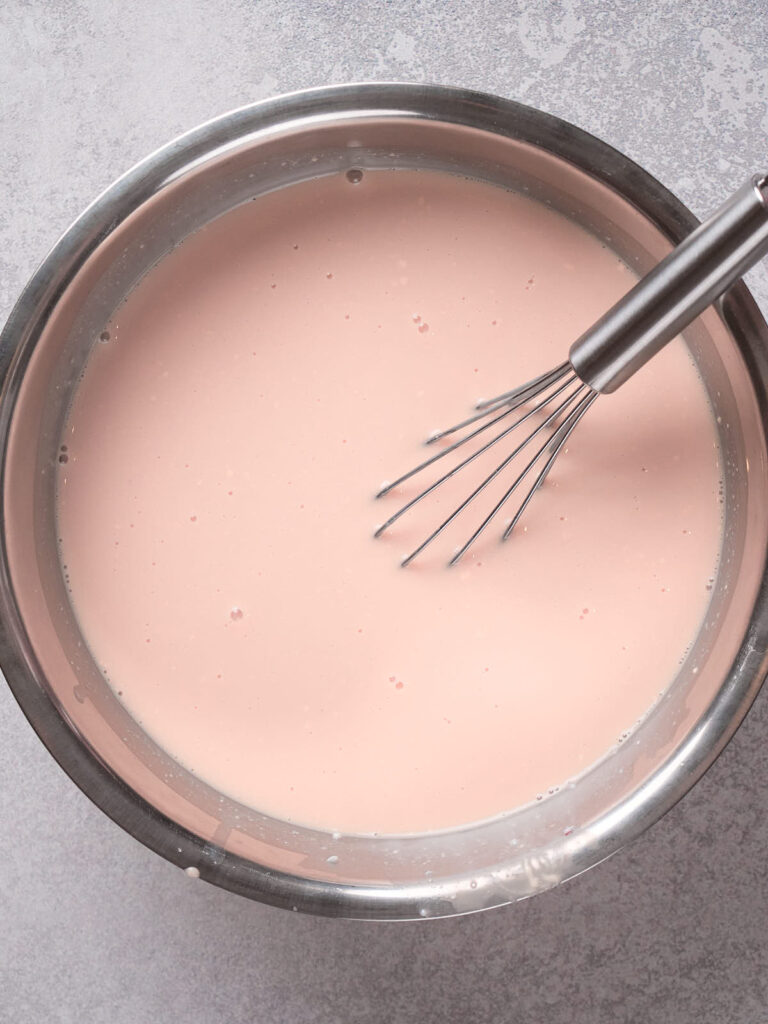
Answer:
[2, 85, 768, 920]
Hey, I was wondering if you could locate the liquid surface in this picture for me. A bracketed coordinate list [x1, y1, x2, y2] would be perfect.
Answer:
[57, 169, 722, 834]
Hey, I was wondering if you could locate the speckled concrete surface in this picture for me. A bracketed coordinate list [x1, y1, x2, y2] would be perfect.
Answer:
[2, 2, 768, 1022]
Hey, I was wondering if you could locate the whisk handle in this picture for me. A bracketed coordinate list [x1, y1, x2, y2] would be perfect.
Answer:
[569, 173, 768, 394]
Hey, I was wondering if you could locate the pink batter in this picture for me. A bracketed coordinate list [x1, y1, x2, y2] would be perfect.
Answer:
[57, 169, 722, 835]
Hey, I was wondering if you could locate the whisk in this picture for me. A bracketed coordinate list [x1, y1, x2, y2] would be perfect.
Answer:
[375, 173, 768, 566]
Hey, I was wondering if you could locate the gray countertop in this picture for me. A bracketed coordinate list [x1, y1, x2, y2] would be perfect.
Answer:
[2, 2, 768, 1021]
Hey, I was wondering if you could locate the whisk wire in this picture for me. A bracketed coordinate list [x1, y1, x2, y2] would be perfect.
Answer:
[501, 390, 598, 542]
[445, 389, 598, 565]
[427, 362, 571, 442]
[399, 383, 590, 567]
[376, 367, 575, 501]
[375, 373, 578, 539]
[473, 362, 571, 412]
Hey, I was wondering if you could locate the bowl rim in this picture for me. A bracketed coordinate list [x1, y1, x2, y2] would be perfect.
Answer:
[3, 82, 768, 920]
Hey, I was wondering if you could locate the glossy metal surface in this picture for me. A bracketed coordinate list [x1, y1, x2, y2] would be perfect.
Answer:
[571, 173, 768, 392]
[2, 84, 768, 920]
[381, 171, 768, 565]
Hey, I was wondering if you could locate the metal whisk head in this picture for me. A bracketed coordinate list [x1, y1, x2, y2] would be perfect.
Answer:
[374, 172, 768, 566]
[374, 363, 598, 566]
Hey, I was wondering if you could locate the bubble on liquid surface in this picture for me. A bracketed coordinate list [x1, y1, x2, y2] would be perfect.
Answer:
[230, 607, 243, 621]
[99, 330, 110, 343]
[326, 854, 339, 864]
[184, 866, 200, 879]
[346, 168, 364, 184]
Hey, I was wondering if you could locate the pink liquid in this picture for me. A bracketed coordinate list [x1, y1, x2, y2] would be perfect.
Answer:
[57, 169, 722, 835]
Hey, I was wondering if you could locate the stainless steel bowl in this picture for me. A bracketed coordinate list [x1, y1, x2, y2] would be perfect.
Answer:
[3, 84, 768, 920]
